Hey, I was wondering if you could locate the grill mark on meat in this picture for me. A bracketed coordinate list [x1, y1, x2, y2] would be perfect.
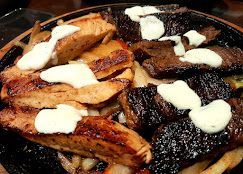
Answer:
[88, 49, 134, 79]
[0, 106, 151, 167]
[118, 73, 234, 132]
[149, 98, 243, 174]
[184, 72, 233, 105]
[5, 75, 54, 97]
[142, 46, 243, 78]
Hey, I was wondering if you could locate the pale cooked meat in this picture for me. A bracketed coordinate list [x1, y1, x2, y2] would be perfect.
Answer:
[1, 69, 133, 109]
[79, 40, 123, 64]
[0, 65, 35, 83]
[88, 49, 134, 79]
[0, 13, 116, 83]
[55, 13, 116, 65]
[0, 106, 152, 168]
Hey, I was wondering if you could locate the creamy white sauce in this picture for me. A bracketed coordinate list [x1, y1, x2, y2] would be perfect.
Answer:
[17, 25, 80, 71]
[179, 48, 223, 67]
[157, 80, 201, 110]
[189, 99, 232, 134]
[34, 104, 88, 134]
[125, 6, 144, 22]
[124, 6, 161, 22]
[143, 6, 161, 15]
[140, 16, 165, 41]
[183, 30, 206, 47]
[40, 63, 98, 88]
[118, 112, 126, 124]
[159, 35, 185, 56]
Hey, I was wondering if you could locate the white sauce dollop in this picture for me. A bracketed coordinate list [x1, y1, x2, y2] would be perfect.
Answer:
[140, 16, 165, 41]
[159, 35, 185, 56]
[35, 104, 88, 134]
[183, 30, 206, 47]
[189, 99, 232, 134]
[157, 80, 201, 110]
[179, 48, 223, 67]
[17, 25, 80, 71]
[40, 63, 98, 88]
[125, 6, 161, 22]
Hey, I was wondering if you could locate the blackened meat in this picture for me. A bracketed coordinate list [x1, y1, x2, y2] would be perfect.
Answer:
[149, 99, 243, 174]
[119, 73, 234, 132]
[118, 87, 163, 131]
[185, 72, 233, 105]
[143, 46, 243, 78]
[130, 26, 220, 63]
[105, 6, 190, 44]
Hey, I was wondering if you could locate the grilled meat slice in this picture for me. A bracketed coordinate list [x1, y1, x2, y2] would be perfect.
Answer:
[184, 72, 233, 105]
[149, 98, 243, 174]
[119, 87, 162, 131]
[142, 46, 243, 78]
[104, 6, 190, 44]
[1, 67, 133, 109]
[130, 26, 220, 63]
[0, 106, 151, 168]
[119, 73, 233, 131]
[88, 49, 134, 79]
[54, 13, 116, 65]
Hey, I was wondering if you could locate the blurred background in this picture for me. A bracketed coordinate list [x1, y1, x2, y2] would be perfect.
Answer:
[0, 0, 243, 47]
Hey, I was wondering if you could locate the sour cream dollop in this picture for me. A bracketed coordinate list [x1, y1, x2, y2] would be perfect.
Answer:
[179, 48, 223, 67]
[125, 6, 161, 22]
[189, 99, 232, 134]
[159, 35, 185, 56]
[140, 16, 165, 41]
[183, 30, 206, 47]
[17, 25, 80, 71]
[157, 80, 201, 110]
[35, 104, 88, 134]
[40, 63, 98, 88]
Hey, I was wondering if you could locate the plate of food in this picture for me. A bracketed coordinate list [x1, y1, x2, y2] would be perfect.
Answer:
[0, 3, 242, 174]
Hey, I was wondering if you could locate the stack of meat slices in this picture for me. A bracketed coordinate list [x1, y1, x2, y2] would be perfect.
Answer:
[116, 13, 243, 174]
[0, 13, 153, 173]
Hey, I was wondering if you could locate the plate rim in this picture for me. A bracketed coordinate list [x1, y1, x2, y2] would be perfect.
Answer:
[0, 3, 243, 59]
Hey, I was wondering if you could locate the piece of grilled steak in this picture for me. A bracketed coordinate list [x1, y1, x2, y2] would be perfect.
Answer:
[103, 5, 189, 44]
[130, 26, 220, 63]
[118, 73, 233, 131]
[142, 46, 243, 78]
[149, 98, 243, 174]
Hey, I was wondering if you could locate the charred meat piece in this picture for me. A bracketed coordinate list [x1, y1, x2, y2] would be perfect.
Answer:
[119, 73, 233, 131]
[104, 6, 190, 44]
[149, 98, 243, 174]
[184, 72, 233, 105]
[0, 106, 151, 168]
[143, 46, 243, 78]
[130, 26, 220, 63]
[118, 87, 162, 131]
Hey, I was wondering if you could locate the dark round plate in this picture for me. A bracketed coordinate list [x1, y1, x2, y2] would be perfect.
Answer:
[0, 3, 242, 174]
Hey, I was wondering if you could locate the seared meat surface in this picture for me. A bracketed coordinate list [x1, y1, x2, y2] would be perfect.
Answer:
[143, 46, 243, 78]
[119, 73, 233, 131]
[149, 98, 243, 174]
[104, 6, 190, 44]
[130, 26, 220, 63]
[0, 106, 151, 168]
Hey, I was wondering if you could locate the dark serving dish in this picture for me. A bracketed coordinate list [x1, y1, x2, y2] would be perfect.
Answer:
[0, 3, 242, 174]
